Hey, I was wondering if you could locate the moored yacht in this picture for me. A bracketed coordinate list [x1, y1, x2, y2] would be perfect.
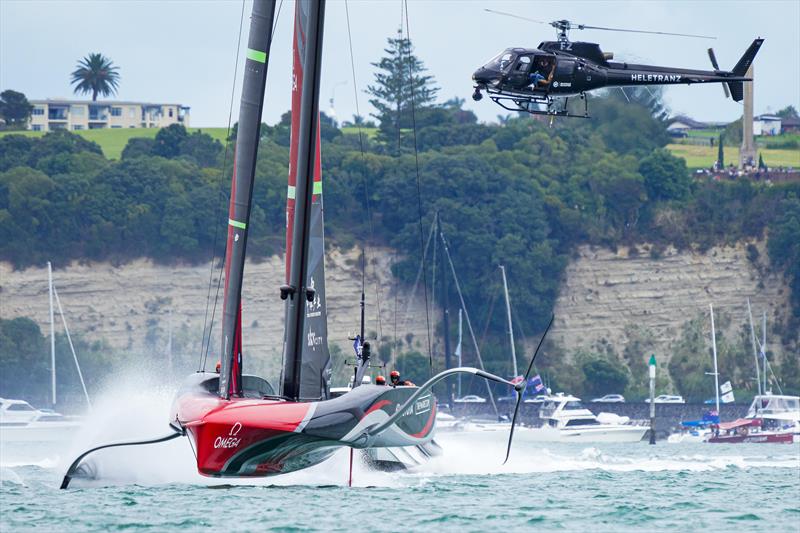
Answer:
[707, 394, 800, 444]
[0, 398, 82, 443]
[529, 394, 648, 442]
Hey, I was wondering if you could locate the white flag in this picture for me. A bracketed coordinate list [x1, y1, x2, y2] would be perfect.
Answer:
[720, 381, 732, 394]
[721, 391, 735, 403]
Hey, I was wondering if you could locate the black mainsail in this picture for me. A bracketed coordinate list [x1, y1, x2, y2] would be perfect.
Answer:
[281, 0, 329, 401]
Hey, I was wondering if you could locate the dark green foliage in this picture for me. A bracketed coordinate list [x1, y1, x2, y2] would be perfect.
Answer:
[152, 124, 188, 158]
[639, 148, 690, 201]
[718, 134, 724, 167]
[767, 194, 800, 338]
[70, 53, 120, 101]
[0, 90, 34, 129]
[581, 357, 630, 398]
[121, 138, 156, 160]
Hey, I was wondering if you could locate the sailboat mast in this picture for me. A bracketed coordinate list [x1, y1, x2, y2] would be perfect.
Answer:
[746, 298, 762, 396]
[438, 215, 452, 404]
[500, 265, 518, 377]
[48, 261, 56, 407]
[218, 0, 277, 399]
[709, 304, 720, 414]
[762, 312, 767, 393]
[282, 0, 326, 401]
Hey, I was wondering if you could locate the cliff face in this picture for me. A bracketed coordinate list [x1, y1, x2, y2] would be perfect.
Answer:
[0, 241, 792, 380]
[550, 241, 791, 363]
[0, 248, 432, 378]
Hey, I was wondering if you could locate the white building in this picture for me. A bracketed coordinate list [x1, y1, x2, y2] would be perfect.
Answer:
[28, 99, 190, 132]
[753, 114, 781, 136]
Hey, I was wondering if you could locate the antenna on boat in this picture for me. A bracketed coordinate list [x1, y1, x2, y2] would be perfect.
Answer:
[504, 314, 554, 465]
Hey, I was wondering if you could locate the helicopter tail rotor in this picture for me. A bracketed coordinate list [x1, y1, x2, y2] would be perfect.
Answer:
[707, 48, 730, 98]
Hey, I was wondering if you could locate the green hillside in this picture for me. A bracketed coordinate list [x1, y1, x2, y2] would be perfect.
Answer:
[0, 127, 230, 159]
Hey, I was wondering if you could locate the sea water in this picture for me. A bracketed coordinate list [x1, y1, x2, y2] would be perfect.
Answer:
[2, 390, 798, 532]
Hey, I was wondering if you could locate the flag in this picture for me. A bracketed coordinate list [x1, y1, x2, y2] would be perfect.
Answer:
[511, 375, 525, 386]
[720, 380, 732, 394]
[721, 391, 735, 404]
[353, 335, 362, 356]
[528, 374, 545, 394]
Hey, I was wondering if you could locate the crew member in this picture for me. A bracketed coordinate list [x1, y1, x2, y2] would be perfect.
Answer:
[215, 360, 221, 373]
[529, 57, 555, 88]
[375, 375, 386, 385]
[390, 370, 401, 387]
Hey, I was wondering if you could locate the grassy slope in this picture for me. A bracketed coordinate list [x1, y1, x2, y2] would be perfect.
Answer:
[667, 143, 800, 169]
[0, 127, 230, 159]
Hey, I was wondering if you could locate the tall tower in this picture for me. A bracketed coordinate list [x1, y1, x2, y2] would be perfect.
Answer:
[740, 65, 756, 169]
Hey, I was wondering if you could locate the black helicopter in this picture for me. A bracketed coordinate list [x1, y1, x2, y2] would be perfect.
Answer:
[472, 10, 764, 118]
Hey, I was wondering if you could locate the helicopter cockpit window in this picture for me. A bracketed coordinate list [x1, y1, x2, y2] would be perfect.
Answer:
[486, 51, 515, 73]
[514, 56, 532, 72]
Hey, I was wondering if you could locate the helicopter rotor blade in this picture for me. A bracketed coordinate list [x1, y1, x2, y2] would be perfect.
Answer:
[707, 48, 731, 98]
[484, 8, 548, 25]
[576, 23, 716, 40]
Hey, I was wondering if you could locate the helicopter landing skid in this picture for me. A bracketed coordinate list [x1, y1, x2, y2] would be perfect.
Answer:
[489, 92, 590, 119]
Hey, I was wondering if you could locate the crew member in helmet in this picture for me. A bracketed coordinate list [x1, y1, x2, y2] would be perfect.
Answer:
[375, 375, 386, 385]
[215, 360, 221, 373]
[390, 370, 401, 387]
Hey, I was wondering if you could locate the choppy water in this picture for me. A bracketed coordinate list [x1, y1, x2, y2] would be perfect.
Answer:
[2, 391, 799, 532]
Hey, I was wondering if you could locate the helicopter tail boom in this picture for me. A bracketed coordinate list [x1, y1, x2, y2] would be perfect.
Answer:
[728, 38, 764, 102]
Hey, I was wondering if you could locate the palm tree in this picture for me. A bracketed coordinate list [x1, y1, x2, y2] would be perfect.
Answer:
[70, 53, 120, 101]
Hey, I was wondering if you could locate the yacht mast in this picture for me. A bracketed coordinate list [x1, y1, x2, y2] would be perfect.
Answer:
[282, 0, 326, 400]
[500, 265, 518, 377]
[48, 261, 56, 407]
[762, 311, 767, 393]
[218, 0, 277, 398]
[709, 304, 720, 414]
[746, 298, 762, 396]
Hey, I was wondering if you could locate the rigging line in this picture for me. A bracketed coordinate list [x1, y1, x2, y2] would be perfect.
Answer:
[440, 228, 499, 416]
[199, 0, 247, 372]
[344, 0, 383, 342]
[400, 217, 436, 332]
[401, 0, 433, 375]
[510, 299, 539, 376]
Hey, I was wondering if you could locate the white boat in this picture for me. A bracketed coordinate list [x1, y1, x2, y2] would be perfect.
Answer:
[744, 394, 800, 442]
[524, 394, 648, 442]
[0, 398, 82, 442]
[440, 394, 647, 443]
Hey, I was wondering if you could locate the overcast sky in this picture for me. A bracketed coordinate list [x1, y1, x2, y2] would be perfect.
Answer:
[2, 0, 798, 127]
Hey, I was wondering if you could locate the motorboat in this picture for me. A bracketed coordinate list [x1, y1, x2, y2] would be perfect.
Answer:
[707, 418, 794, 444]
[667, 411, 719, 443]
[528, 394, 648, 442]
[0, 398, 82, 442]
[745, 394, 799, 440]
[706, 394, 800, 444]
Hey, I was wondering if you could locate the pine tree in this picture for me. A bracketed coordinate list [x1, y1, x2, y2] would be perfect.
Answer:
[366, 30, 439, 134]
[758, 153, 767, 170]
[717, 134, 724, 168]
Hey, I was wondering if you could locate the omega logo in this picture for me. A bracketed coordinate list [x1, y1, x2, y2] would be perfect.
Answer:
[214, 422, 243, 449]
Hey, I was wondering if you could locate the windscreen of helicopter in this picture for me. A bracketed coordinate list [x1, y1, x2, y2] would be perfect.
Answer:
[485, 50, 515, 73]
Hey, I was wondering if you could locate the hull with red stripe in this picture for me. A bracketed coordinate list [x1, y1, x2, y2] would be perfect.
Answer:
[172, 373, 437, 477]
[707, 432, 794, 444]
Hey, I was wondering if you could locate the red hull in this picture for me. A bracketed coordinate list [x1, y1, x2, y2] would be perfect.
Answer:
[707, 432, 794, 444]
[171, 373, 437, 477]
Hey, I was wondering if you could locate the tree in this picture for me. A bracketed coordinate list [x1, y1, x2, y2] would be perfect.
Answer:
[0, 90, 33, 129]
[152, 124, 187, 158]
[758, 153, 766, 170]
[639, 148, 690, 201]
[121, 137, 156, 160]
[580, 357, 630, 398]
[775, 105, 799, 119]
[70, 53, 120, 101]
[366, 30, 439, 134]
[717, 134, 724, 167]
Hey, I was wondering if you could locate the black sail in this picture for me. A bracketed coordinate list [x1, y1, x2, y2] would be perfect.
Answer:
[281, 0, 327, 401]
[218, 0, 276, 399]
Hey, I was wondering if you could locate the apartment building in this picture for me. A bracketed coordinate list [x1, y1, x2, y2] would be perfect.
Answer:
[28, 99, 190, 131]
